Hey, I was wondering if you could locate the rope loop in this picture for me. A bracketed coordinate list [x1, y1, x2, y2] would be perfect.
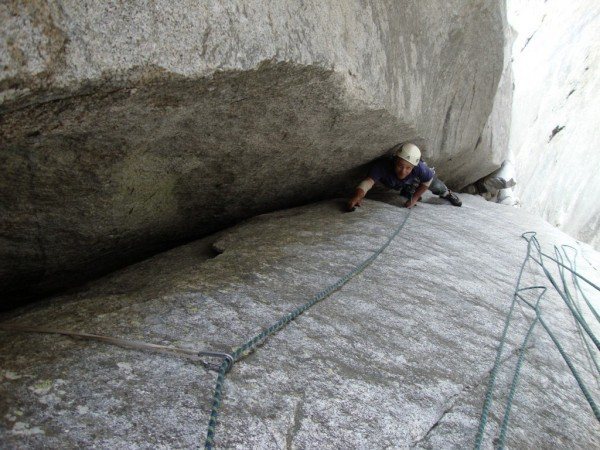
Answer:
[475, 231, 600, 449]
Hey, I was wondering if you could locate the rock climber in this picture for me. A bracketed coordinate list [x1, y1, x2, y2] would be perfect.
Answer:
[347, 143, 462, 211]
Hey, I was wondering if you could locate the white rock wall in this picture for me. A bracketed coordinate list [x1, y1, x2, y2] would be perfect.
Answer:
[508, 0, 600, 249]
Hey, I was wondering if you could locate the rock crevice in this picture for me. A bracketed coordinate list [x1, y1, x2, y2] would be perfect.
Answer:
[1, 1, 507, 307]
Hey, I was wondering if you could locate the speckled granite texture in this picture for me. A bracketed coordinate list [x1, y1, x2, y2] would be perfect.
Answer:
[1, 196, 598, 448]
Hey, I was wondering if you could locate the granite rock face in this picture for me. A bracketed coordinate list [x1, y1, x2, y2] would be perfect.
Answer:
[461, 4, 514, 190]
[0, 1, 506, 304]
[507, 0, 600, 250]
[1, 197, 599, 448]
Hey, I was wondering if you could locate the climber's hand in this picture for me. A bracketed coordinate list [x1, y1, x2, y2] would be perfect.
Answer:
[347, 196, 363, 212]
[404, 199, 417, 209]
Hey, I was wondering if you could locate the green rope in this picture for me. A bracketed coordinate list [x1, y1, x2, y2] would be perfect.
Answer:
[497, 286, 545, 449]
[561, 245, 600, 324]
[203, 209, 412, 449]
[532, 245, 600, 351]
[540, 250, 600, 292]
[518, 294, 600, 421]
[205, 359, 231, 450]
[473, 233, 535, 449]
[555, 247, 600, 379]
[476, 231, 600, 449]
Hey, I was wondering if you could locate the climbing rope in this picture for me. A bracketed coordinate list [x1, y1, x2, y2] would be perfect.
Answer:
[561, 245, 600, 324]
[0, 325, 231, 371]
[0, 209, 411, 449]
[555, 247, 600, 381]
[497, 287, 544, 448]
[475, 231, 600, 450]
[474, 233, 535, 449]
[540, 250, 600, 292]
[203, 209, 412, 449]
[4, 217, 599, 448]
[533, 245, 600, 351]
[517, 294, 600, 421]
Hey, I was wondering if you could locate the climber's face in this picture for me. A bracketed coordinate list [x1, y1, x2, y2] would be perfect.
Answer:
[395, 158, 414, 180]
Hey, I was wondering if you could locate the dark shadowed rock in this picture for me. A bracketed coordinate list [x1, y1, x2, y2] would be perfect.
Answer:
[0, 1, 507, 305]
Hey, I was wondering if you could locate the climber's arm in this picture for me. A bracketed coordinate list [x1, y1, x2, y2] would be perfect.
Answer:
[404, 182, 429, 208]
[348, 177, 375, 210]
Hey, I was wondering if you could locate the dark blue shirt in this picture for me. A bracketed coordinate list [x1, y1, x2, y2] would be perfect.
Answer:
[368, 157, 435, 190]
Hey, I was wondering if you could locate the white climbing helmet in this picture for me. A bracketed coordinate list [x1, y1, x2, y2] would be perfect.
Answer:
[395, 143, 421, 166]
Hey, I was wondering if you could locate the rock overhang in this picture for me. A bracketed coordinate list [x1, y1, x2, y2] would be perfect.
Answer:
[0, 61, 420, 306]
[1, 1, 507, 306]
